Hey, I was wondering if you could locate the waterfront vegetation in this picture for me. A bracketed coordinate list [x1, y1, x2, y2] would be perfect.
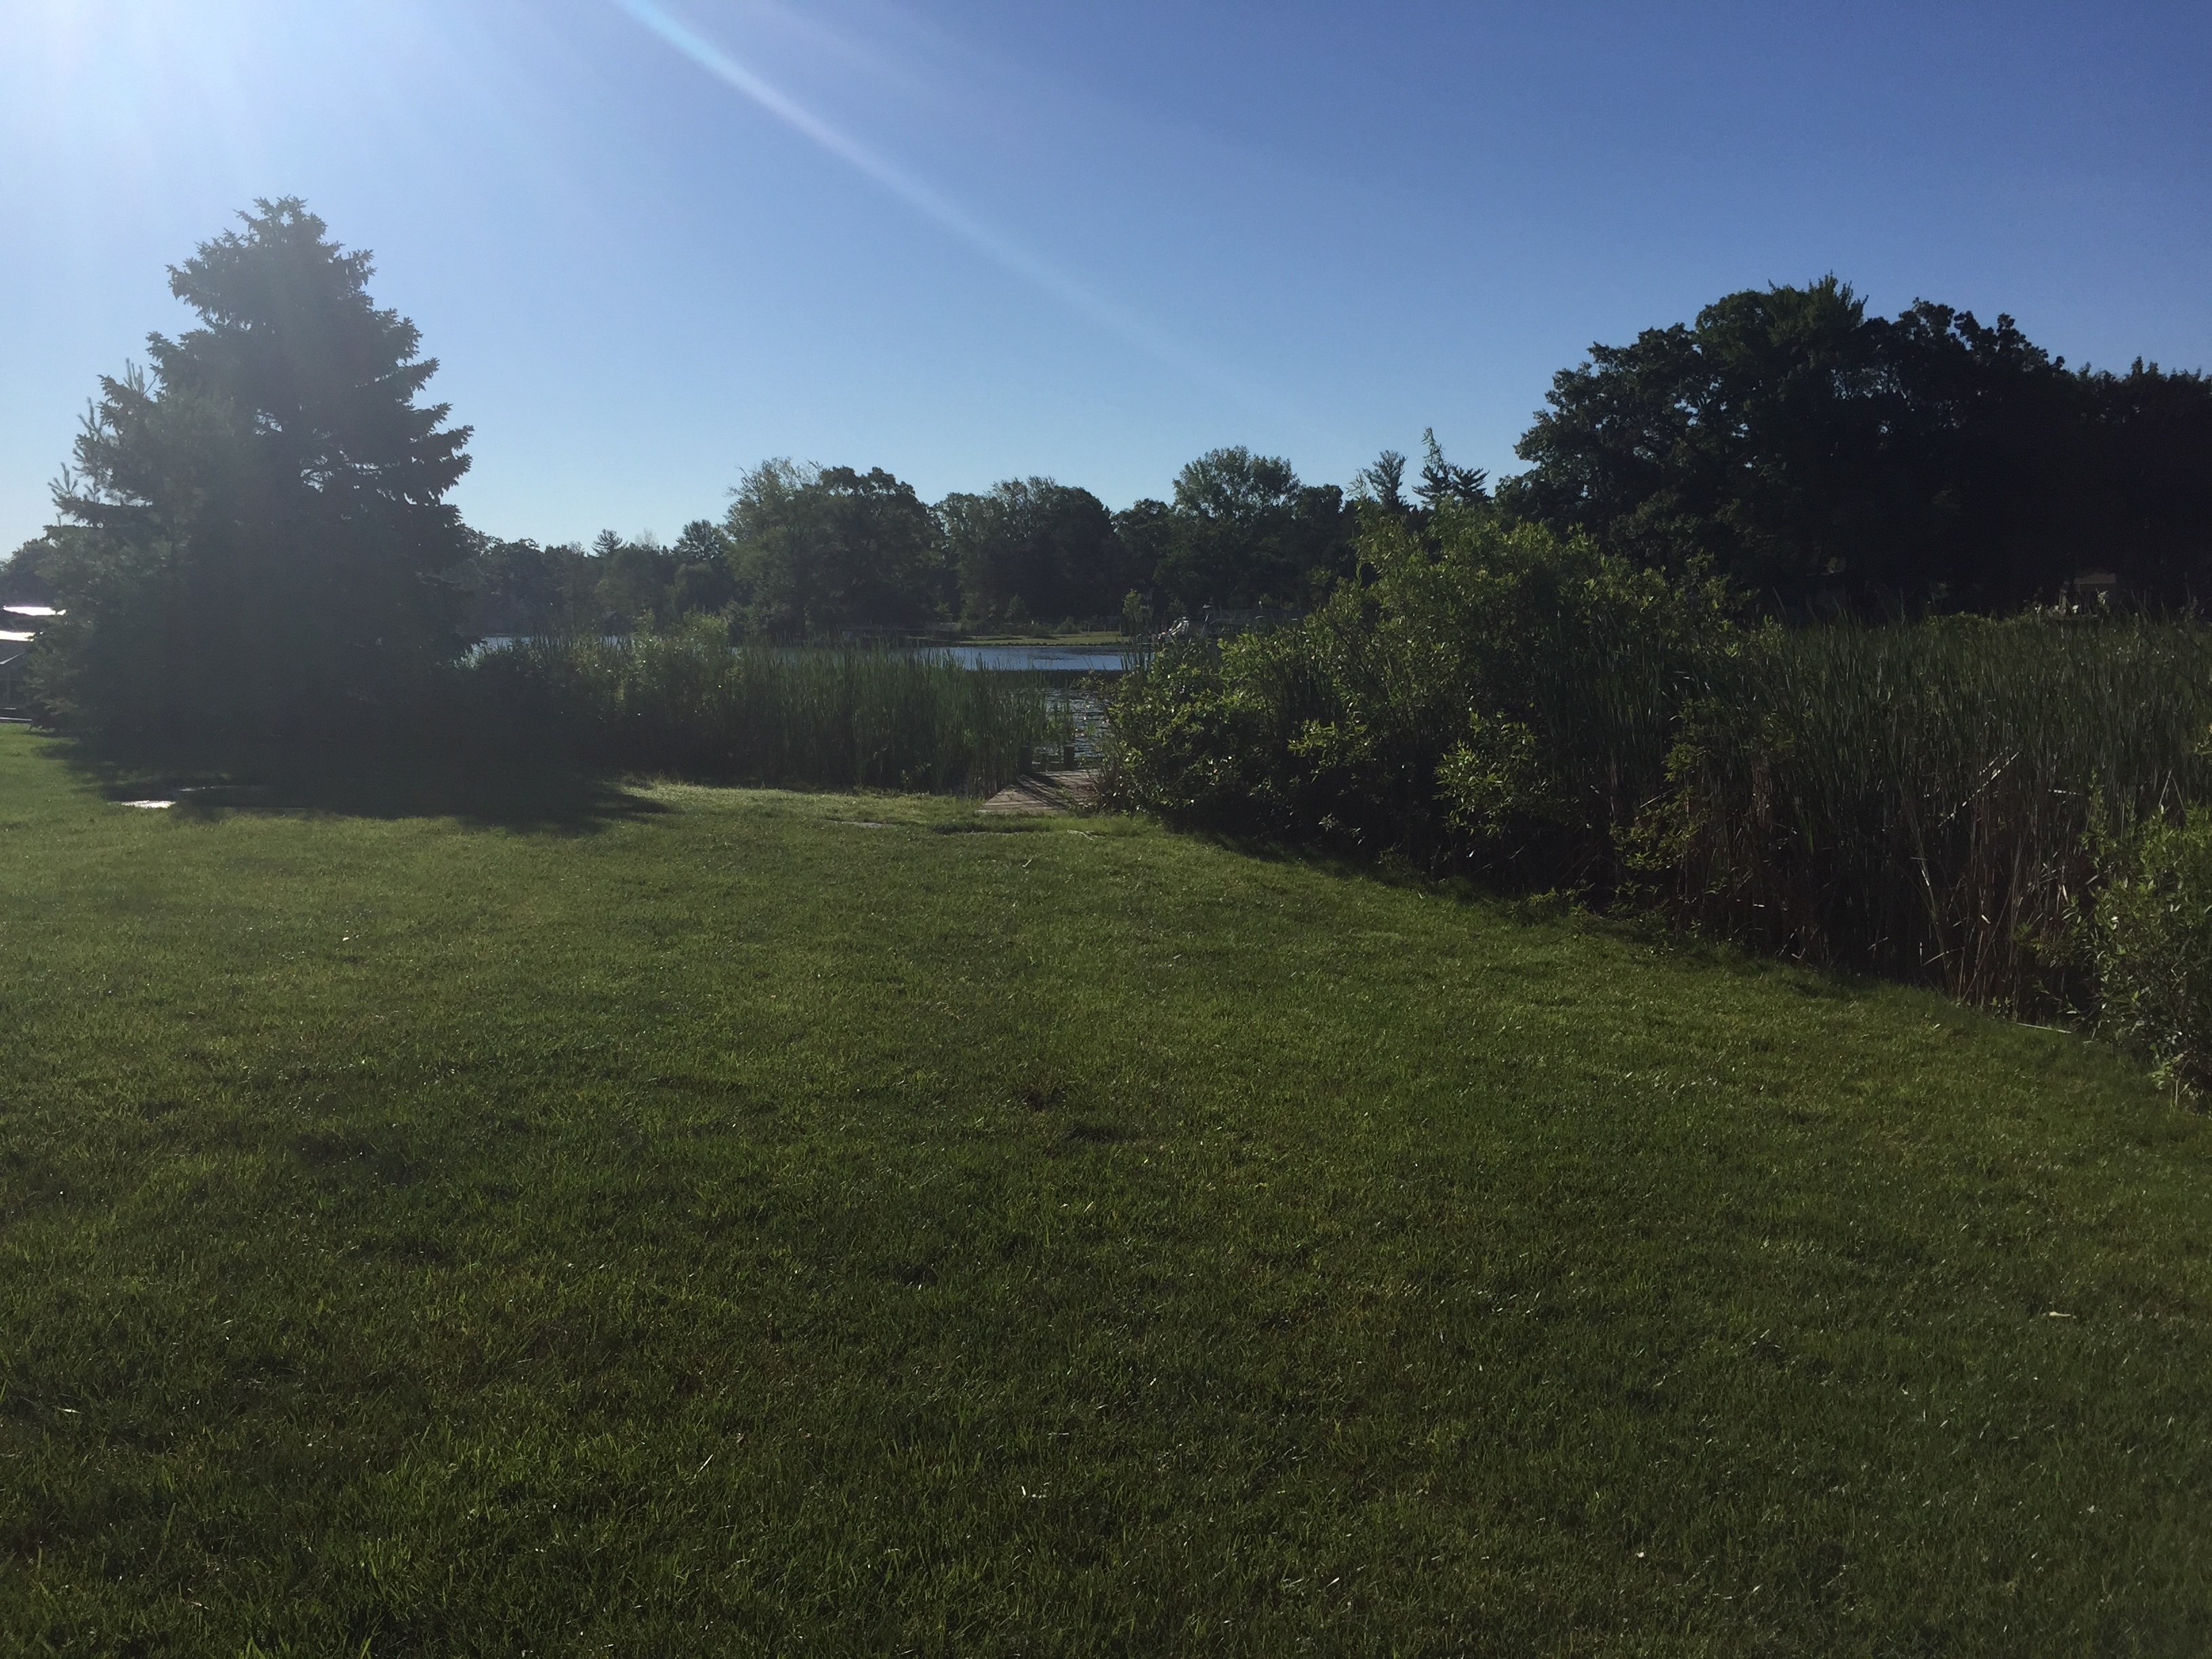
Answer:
[3, 727, 2209, 1652]
[1105, 510, 2212, 1078]
[459, 628, 1065, 797]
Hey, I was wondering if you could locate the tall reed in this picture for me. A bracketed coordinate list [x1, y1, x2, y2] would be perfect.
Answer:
[1643, 616, 2212, 1006]
[461, 626, 1063, 795]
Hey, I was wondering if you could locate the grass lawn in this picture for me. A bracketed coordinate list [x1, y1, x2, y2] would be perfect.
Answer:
[1, 724, 2208, 1655]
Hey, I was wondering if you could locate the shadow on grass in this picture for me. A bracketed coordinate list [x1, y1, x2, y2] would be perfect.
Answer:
[48, 735, 665, 834]
[1175, 819, 1898, 998]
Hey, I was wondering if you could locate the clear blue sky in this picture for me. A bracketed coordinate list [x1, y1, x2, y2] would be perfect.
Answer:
[3, 0, 2207, 554]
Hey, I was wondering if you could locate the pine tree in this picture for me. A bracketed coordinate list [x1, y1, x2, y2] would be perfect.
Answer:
[44, 198, 472, 745]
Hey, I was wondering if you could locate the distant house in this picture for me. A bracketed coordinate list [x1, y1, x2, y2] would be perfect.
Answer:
[1162, 606, 1303, 642]
[0, 606, 60, 718]
[2064, 570, 2119, 611]
[0, 635, 33, 717]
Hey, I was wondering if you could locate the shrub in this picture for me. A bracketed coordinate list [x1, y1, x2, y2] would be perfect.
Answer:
[2085, 806, 2212, 1091]
[1108, 508, 1736, 882]
[1109, 507, 2212, 1015]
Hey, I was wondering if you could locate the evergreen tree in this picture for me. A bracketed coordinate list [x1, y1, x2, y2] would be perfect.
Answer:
[42, 198, 472, 744]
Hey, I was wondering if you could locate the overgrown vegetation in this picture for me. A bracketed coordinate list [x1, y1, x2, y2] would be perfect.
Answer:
[460, 626, 1063, 794]
[2085, 807, 2212, 1092]
[1641, 619, 2212, 1006]
[1109, 509, 1728, 880]
[1107, 511, 2212, 1045]
[3, 731, 2208, 1652]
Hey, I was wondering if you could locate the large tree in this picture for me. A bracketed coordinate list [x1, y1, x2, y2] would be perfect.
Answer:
[1500, 277, 2212, 609]
[723, 461, 941, 640]
[42, 198, 473, 742]
[940, 478, 1126, 628]
[1149, 447, 1353, 613]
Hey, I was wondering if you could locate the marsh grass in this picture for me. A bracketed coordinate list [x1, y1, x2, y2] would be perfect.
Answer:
[464, 628, 1065, 794]
[1645, 617, 2212, 1008]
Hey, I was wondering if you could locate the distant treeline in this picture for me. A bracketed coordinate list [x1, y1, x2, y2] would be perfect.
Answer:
[459, 442, 1446, 643]
[462, 274, 2212, 640]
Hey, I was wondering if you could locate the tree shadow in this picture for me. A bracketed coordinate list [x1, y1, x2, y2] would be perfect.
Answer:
[49, 737, 666, 834]
[1183, 821, 1897, 998]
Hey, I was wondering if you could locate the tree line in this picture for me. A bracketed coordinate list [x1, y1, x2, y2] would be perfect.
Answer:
[459, 440, 1395, 644]
[1502, 274, 2212, 611]
[3, 200, 2208, 746]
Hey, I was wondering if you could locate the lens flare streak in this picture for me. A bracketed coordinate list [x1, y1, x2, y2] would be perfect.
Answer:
[609, 0, 1250, 403]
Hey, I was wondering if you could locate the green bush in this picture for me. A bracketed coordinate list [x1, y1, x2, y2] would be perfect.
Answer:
[2086, 806, 2212, 1090]
[1109, 507, 2212, 1014]
[1107, 509, 1736, 881]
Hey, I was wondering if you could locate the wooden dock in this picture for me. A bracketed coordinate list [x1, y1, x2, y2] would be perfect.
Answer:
[978, 770, 1099, 816]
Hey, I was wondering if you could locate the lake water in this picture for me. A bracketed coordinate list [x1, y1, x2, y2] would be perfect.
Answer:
[476, 638, 1128, 673]
[926, 643, 1130, 674]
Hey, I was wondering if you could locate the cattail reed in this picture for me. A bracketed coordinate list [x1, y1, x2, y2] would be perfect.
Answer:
[1646, 616, 2212, 1008]
[462, 627, 1063, 796]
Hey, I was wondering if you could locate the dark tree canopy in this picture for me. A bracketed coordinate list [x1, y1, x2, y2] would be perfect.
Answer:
[1500, 277, 2212, 610]
[724, 461, 941, 640]
[41, 198, 473, 742]
[941, 478, 1126, 628]
[668, 518, 739, 621]
[462, 534, 595, 637]
[1150, 447, 1354, 612]
[0, 538, 59, 608]
[1416, 428, 1490, 513]
[1354, 450, 1410, 515]
[1112, 499, 1176, 604]
[1356, 431, 1490, 525]
[459, 520, 741, 640]
[592, 531, 674, 632]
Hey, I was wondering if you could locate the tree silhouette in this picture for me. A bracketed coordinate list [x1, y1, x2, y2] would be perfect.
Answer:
[43, 198, 472, 744]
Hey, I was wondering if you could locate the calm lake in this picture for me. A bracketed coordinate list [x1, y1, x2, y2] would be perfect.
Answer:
[474, 640, 1130, 674]
[926, 643, 1129, 674]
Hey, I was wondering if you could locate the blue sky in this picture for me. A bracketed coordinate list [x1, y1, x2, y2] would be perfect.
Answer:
[3, 1, 2207, 554]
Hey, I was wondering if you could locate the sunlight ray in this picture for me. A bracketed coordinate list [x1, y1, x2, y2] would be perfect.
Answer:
[608, 0, 1257, 408]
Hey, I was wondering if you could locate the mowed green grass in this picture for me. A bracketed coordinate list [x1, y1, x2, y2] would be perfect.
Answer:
[1, 727, 2208, 1656]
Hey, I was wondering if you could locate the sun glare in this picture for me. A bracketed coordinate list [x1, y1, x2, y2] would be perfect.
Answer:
[607, 0, 1259, 409]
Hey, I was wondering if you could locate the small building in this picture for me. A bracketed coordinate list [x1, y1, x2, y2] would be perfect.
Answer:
[0, 607, 60, 718]
[2064, 571, 2118, 611]
[0, 634, 33, 718]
